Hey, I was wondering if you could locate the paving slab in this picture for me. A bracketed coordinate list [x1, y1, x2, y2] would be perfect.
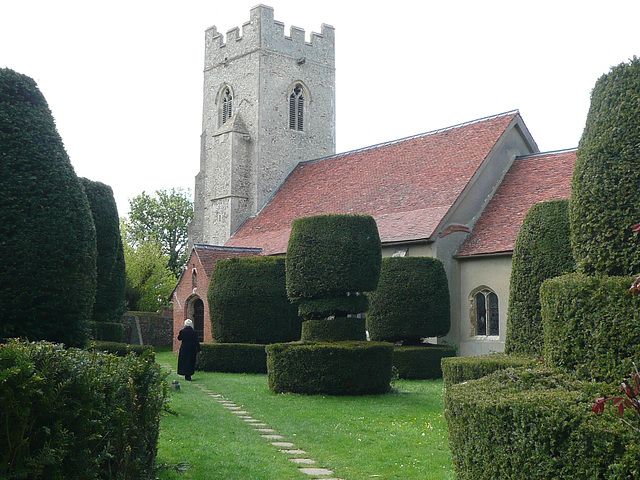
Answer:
[261, 434, 285, 440]
[271, 441, 295, 447]
[299, 467, 334, 476]
[254, 428, 276, 433]
[290, 458, 316, 465]
[231, 410, 249, 414]
[280, 449, 307, 455]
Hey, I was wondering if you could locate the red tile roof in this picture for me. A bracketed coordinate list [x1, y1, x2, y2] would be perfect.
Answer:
[193, 244, 262, 277]
[226, 111, 522, 255]
[456, 149, 576, 257]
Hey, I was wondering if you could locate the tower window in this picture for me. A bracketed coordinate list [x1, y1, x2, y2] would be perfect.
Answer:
[221, 87, 233, 125]
[289, 84, 304, 131]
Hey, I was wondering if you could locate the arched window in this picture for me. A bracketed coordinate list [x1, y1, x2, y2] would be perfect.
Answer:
[220, 86, 233, 125]
[289, 84, 304, 131]
[473, 288, 499, 336]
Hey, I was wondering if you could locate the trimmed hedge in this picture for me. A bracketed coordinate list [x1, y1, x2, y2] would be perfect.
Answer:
[88, 340, 155, 360]
[444, 367, 638, 479]
[392, 344, 456, 379]
[266, 342, 393, 395]
[81, 178, 126, 325]
[195, 343, 267, 374]
[90, 322, 124, 343]
[367, 256, 450, 343]
[208, 256, 302, 343]
[0, 340, 168, 480]
[505, 199, 574, 356]
[441, 354, 539, 388]
[300, 317, 367, 342]
[0, 69, 97, 348]
[286, 214, 381, 318]
[570, 57, 640, 276]
[540, 273, 640, 382]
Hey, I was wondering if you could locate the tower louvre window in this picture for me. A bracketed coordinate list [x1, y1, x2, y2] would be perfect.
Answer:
[289, 84, 304, 131]
[221, 87, 233, 125]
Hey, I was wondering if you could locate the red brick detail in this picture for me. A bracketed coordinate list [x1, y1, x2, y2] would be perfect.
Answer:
[456, 149, 576, 257]
[225, 112, 520, 255]
[172, 245, 261, 353]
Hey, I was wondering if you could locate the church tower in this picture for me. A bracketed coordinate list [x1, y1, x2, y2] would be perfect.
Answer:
[190, 5, 336, 246]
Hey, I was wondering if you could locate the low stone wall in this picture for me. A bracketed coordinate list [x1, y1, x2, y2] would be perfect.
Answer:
[121, 307, 173, 347]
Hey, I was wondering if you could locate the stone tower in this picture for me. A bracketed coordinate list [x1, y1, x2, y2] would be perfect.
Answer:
[190, 5, 336, 246]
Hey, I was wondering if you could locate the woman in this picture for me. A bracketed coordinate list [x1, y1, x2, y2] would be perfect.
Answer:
[177, 319, 201, 381]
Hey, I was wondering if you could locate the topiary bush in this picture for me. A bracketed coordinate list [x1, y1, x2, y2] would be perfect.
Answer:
[0, 69, 97, 347]
[367, 256, 450, 343]
[392, 344, 456, 379]
[266, 342, 393, 395]
[81, 178, 126, 326]
[301, 317, 366, 342]
[0, 340, 168, 480]
[208, 256, 302, 344]
[441, 354, 539, 388]
[540, 273, 640, 383]
[90, 322, 124, 343]
[505, 199, 575, 356]
[444, 367, 638, 480]
[570, 57, 640, 277]
[286, 214, 381, 319]
[195, 343, 267, 374]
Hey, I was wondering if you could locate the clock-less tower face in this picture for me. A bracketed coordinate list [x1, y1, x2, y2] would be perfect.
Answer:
[190, 5, 336, 246]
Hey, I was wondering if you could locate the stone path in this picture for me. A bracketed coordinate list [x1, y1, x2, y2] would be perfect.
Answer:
[194, 383, 345, 480]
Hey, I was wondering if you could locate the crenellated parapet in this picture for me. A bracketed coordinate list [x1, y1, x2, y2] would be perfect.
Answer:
[205, 4, 335, 70]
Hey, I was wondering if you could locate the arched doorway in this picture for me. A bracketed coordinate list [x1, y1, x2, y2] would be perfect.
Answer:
[193, 298, 205, 342]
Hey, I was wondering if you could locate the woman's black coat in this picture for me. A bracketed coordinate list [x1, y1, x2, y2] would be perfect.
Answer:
[177, 326, 201, 376]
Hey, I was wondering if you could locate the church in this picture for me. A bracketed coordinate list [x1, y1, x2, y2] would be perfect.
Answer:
[172, 5, 576, 356]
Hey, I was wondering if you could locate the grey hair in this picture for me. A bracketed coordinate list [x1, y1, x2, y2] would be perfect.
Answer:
[184, 319, 193, 328]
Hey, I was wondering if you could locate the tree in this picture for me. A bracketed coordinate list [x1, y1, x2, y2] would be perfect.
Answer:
[0, 68, 96, 347]
[570, 57, 640, 276]
[125, 188, 193, 276]
[505, 199, 575, 356]
[122, 220, 177, 312]
[81, 178, 126, 325]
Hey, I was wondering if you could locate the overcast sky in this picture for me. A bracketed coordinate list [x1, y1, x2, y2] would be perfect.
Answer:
[2, 0, 638, 216]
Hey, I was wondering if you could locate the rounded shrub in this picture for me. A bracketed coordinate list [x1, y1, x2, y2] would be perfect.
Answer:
[195, 343, 267, 374]
[81, 178, 126, 326]
[266, 342, 393, 395]
[540, 273, 640, 382]
[444, 367, 637, 479]
[286, 214, 382, 319]
[392, 345, 456, 379]
[0, 69, 97, 347]
[367, 256, 450, 343]
[208, 256, 302, 344]
[301, 317, 367, 342]
[505, 200, 574, 355]
[570, 57, 640, 276]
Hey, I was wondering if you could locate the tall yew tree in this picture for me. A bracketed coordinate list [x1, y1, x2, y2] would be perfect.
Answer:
[0, 69, 97, 347]
[570, 57, 640, 276]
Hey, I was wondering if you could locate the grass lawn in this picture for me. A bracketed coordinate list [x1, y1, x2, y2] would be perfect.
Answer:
[155, 349, 454, 480]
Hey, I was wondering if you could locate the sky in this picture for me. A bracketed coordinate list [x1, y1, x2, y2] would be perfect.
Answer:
[1, 0, 638, 216]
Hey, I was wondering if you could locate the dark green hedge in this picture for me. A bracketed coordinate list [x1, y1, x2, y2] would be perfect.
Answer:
[90, 322, 124, 343]
[0, 68, 97, 348]
[367, 256, 450, 343]
[540, 273, 640, 382]
[570, 57, 640, 276]
[505, 199, 574, 356]
[300, 317, 366, 342]
[286, 214, 381, 319]
[441, 354, 539, 388]
[0, 340, 168, 480]
[88, 341, 155, 360]
[81, 178, 126, 325]
[208, 256, 302, 344]
[444, 367, 638, 480]
[392, 344, 456, 379]
[297, 295, 370, 321]
[195, 343, 267, 374]
[266, 342, 393, 395]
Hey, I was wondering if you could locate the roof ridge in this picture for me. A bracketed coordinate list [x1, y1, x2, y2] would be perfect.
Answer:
[515, 147, 577, 159]
[300, 109, 521, 167]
